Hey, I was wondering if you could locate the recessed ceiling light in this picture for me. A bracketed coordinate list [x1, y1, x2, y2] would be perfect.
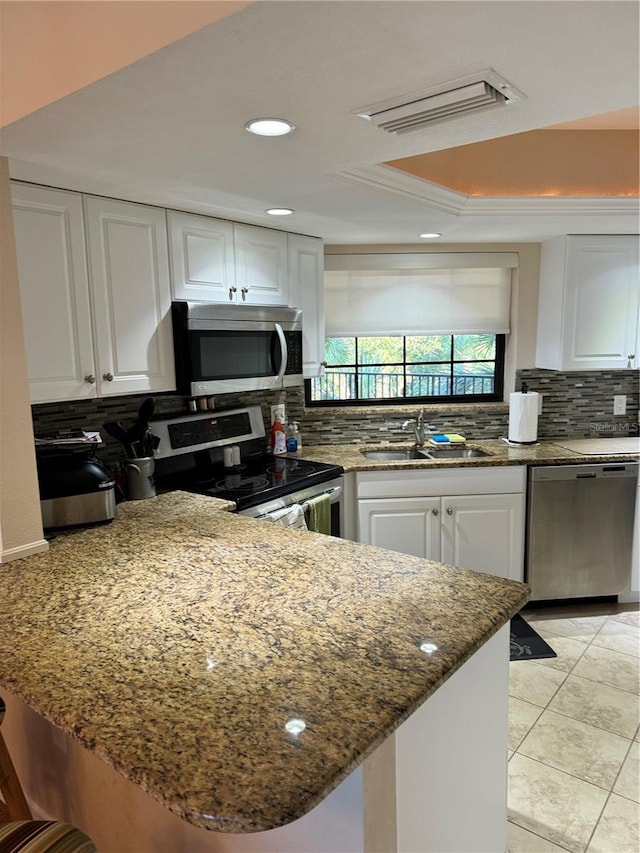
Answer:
[266, 208, 294, 216]
[245, 118, 295, 136]
[419, 232, 441, 239]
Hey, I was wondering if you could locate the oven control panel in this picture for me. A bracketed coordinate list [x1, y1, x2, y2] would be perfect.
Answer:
[150, 406, 265, 459]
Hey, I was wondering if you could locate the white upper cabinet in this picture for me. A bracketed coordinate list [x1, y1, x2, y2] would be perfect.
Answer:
[168, 211, 235, 302]
[233, 223, 289, 305]
[83, 196, 175, 397]
[536, 235, 640, 370]
[11, 183, 96, 403]
[169, 211, 289, 306]
[287, 233, 325, 377]
[13, 184, 176, 402]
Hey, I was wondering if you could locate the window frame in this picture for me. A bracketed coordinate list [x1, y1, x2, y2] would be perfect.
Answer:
[305, 334, 506, 407]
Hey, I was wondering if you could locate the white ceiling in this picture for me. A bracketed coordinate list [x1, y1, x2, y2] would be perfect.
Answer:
[2, 0, 639, 245]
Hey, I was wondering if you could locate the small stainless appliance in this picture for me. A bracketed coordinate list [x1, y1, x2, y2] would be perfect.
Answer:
[171, 301, 303, 397]
[152, 406, 344, 536]
[526, 462, 638, 600]
[36, 441, 116, 532]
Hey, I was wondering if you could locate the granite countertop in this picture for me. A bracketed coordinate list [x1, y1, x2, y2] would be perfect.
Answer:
[296, 437, 640, 472]
[0, 491, 528, 834]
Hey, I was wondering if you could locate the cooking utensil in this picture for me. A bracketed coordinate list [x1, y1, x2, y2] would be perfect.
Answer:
[138, 397, 156, 429]
[103, 421, 135, 458]
[139, 429, 158, 458]
[126, 397, 157, 455]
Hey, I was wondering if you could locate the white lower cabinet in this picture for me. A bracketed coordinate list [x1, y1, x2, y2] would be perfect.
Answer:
[359, 496, 441, 560]
[440, 493, 524, 578]
[357, 466, 525, 581]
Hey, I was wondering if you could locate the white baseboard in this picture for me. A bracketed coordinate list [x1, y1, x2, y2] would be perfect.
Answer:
[1, 539, 49, 563]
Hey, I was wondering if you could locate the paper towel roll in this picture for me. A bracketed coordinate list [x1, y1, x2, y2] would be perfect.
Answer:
[508, 391, 539, 444]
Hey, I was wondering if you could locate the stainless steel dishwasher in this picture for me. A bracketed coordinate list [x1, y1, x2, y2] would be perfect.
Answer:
[526, 462, 638, 600]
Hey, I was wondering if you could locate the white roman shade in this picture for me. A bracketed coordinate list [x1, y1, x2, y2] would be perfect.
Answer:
[324, 263, 513, 337]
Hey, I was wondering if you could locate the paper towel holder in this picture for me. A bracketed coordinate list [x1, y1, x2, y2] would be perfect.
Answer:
[508, 382, 540, 445]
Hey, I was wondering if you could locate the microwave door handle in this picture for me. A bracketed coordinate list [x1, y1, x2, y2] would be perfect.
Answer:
[274, 323, 288, 383]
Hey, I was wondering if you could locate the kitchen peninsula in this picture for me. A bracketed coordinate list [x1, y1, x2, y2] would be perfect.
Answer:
[0, 491, 528, 852]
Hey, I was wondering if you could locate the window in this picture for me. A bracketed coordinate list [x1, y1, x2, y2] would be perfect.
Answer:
[312, 256, 515, 407]
[306, 334, 505, 405]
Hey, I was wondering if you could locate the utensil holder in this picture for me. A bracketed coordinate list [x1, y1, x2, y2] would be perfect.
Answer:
[125, 457, 156, 500]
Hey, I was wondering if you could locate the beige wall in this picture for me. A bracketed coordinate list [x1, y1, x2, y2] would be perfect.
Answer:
[0, 157, 47, 562]
[324, 243, 541, 396]
[0, 1, 251, 127]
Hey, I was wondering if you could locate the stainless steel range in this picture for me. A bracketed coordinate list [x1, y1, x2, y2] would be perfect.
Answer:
[150, 406, 344, 534]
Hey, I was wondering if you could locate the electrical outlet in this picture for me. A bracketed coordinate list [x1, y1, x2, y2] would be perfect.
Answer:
[613, 395, 627, 416]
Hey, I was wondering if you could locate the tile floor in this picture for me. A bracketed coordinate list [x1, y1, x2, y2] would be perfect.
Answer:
[507, 602, 640, 853]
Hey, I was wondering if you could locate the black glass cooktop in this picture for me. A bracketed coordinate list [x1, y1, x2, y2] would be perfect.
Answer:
[172, 454, 344, 510]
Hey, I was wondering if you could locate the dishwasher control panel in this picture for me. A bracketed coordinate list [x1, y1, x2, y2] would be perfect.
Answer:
[530, 463, 638, 482]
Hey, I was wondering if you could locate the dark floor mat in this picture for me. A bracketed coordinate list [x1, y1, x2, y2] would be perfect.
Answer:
[510, 613, 557, 661]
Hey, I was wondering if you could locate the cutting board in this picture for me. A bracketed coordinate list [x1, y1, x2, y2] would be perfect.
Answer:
[552, 437, 640, 455]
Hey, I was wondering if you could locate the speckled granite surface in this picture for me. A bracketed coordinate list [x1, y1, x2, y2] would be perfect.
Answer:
[0, 491, 528, 834]
[295, 438, 640, 472]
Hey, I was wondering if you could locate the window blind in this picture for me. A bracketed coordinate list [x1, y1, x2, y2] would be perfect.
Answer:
[324, 266, 512, 336]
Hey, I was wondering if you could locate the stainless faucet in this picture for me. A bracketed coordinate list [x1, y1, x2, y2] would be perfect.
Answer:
[402, 409, 435, 446]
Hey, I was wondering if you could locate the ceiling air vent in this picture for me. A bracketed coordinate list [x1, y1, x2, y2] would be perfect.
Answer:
[354, 69, 525, 134]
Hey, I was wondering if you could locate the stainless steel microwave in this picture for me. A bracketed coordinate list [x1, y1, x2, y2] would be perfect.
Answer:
[172, 301, 303, 396]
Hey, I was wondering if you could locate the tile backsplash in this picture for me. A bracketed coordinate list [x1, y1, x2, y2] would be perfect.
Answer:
[30, 369, 639, 466]
[299, 369, 639, 445]
[299, 402, 509, 445]
[31, 387, 305, 467]
[515, 368, 639, 439]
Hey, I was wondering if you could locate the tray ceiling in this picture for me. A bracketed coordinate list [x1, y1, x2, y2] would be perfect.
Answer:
[2, 1, 638, 244]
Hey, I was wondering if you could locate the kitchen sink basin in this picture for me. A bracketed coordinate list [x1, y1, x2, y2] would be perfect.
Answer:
[424, 447, 490, 458]
[362, 449, 429, 461]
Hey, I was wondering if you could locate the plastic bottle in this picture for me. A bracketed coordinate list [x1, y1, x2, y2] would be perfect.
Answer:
[286, 422, 300, 453]
[270, 418, 287, 455]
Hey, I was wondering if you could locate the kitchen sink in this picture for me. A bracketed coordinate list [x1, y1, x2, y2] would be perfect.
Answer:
[362, 449, 429, 461]
[424, 447, 490, 458]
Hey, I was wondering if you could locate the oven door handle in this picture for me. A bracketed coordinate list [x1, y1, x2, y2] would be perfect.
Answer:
[250, 484, 344, 520]
[274, 323, 288, 384]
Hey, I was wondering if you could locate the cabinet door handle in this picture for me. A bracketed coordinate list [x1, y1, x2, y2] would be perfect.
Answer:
[432, 508, 439, 516]
[102, 372, 114, 382]
[241, 286, 249, 302]
[446, 507, 453, 515]
[84, 374, 96, 384]
[228, 286, 237, 301]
